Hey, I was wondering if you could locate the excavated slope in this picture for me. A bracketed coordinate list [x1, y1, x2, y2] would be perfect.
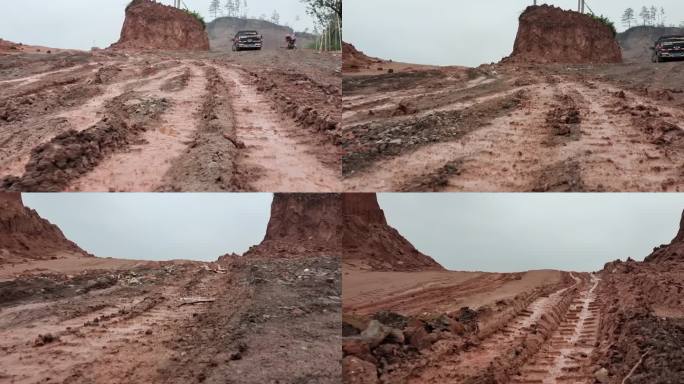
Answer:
[618, 26, 684, 62]
[644, 209, 684, 263]
[507, 5, 621, 64]
[245, 193, 443, 271]
[110, 0, 209, 51]
[0, 193, 89, 263]
[343, 42, 380, 72]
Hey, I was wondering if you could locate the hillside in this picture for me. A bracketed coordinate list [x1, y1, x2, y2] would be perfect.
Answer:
[507, 5, 621, 64]
[207, 16, 316, 51]
[0, 193, 89, 264]
[110, 0, 209, 51]
[618, 25, 684, 62]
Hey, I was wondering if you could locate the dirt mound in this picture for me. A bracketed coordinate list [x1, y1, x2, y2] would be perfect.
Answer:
[110, 0, 209, 51]
[618, 26, 684, 62]
[598, 259, 684, 382]
[342, 194, 443, 271]
[244, 193, 442, 271]
[243, 193, 345, 258]
[207, 17, 315, 51]
[506, 5, 621, 64]
[644, 209, 684, 263]
[0, 192, 89, 264]
[0, 38, 21, 53]
[343, 42, 381, 72]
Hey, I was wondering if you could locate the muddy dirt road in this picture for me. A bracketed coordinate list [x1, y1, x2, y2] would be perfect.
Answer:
[0, 255, 341, 383]
[341, 269, 613, 383]
[342, 62, 684, 192]
[0, 49, 341, 192]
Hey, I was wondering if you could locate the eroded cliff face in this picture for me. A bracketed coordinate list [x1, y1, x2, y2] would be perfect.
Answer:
[110, 0, 209, 51]
[0, 193, 89, 263]
[644, 210, 684, 263]
[245, 193, 443, 271]
[507, 5, 621, 64]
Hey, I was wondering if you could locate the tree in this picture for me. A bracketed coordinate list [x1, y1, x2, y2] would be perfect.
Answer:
[622, 8, 635, 29]
[209, 0, 221, 19]
[225, 0, 240, 17]
[241, 0, 248, 18]
[650, 6, 658, 25]
[659, 7, 666, 26]
[271, 10, 281, 25]
[639, 6, 650, 26]
[300, 0, 342, 25]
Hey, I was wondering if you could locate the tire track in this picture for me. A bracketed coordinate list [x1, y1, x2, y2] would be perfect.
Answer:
[218, 66, 341, 192]
[343, 84, 552, 192]
[408, 280, 576, 384]
[511, 275, 600, 384]
[67, 65, 206, 192]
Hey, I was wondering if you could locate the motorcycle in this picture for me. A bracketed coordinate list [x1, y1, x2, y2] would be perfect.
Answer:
[286, 35, 297, 50]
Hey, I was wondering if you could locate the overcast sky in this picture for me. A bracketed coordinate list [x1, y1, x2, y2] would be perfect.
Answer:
[379, 194, 684, 273]
[0, 0, 314, 50]
[23, 193, 272, 261]
[345, 0, 684, 67]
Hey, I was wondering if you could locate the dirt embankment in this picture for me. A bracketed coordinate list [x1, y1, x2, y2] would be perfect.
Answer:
[618, 26, 684, 62]
[342, 270, 578, 384]
[244, 193, 441, 271]
[0, 192, 90, 264]
[644, 210, 684, 263]
[0, 39, 21, 53]
[110, 0, 209, 51]
[597, 259, 684, 383]
[343, 42, 381, 72]
[507, 5, 621, 64]
[341, 194, 443, 271]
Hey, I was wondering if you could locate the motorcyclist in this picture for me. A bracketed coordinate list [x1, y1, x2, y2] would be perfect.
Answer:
[285, 34, 297, 49]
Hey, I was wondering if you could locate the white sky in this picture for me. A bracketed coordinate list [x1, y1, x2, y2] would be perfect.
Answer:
[379, 193, 684, 273]
[0, 0, 315, 50]
[344, 0, 684, 67]
[23, 193, 272, 261]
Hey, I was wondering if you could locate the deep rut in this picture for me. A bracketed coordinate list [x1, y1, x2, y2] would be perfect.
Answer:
[218, 66, 341, 192]
[511, 275, 601, 384]
[67, 65, 207, 191]
[408, 282, 572, 383]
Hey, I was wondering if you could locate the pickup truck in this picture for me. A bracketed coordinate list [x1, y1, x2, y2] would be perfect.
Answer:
[232, 30, 263, 52]
[652, 35, 684, 62]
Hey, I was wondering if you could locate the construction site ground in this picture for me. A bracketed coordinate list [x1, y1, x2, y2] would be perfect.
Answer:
[0, 255, 341, 383]
[0, 49, 341, 192]
[341, 61, 684, 192]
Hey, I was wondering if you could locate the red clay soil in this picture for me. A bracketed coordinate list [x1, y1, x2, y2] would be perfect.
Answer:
[343, 42, 381, 72]
[342, 194, 443, 271]
[110, 0, 209, 51]
[507, 5, 622, 64]
[0, 192, 90, 264]
[244, 193, 442, 271]
[644, 210, 684, 263]
[0, 39, 20, 53]
[597, 259, 684, 383]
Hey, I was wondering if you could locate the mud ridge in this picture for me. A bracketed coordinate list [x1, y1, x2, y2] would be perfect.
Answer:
[2, 93, 169, 191]
[158, 66, 241, 191]
[342, 91, 527, 176]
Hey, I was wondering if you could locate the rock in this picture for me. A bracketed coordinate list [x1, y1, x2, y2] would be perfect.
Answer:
[360, 320, 390, 347]
[34, 333, 58, 347]
[450, 322, 466, 335]
[342, 356, 378, 384]
[387, 328, 405, 344]
[594, 367, 609, 383]
[405, 326, 432, 350]
[342, 338, 376, 364]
